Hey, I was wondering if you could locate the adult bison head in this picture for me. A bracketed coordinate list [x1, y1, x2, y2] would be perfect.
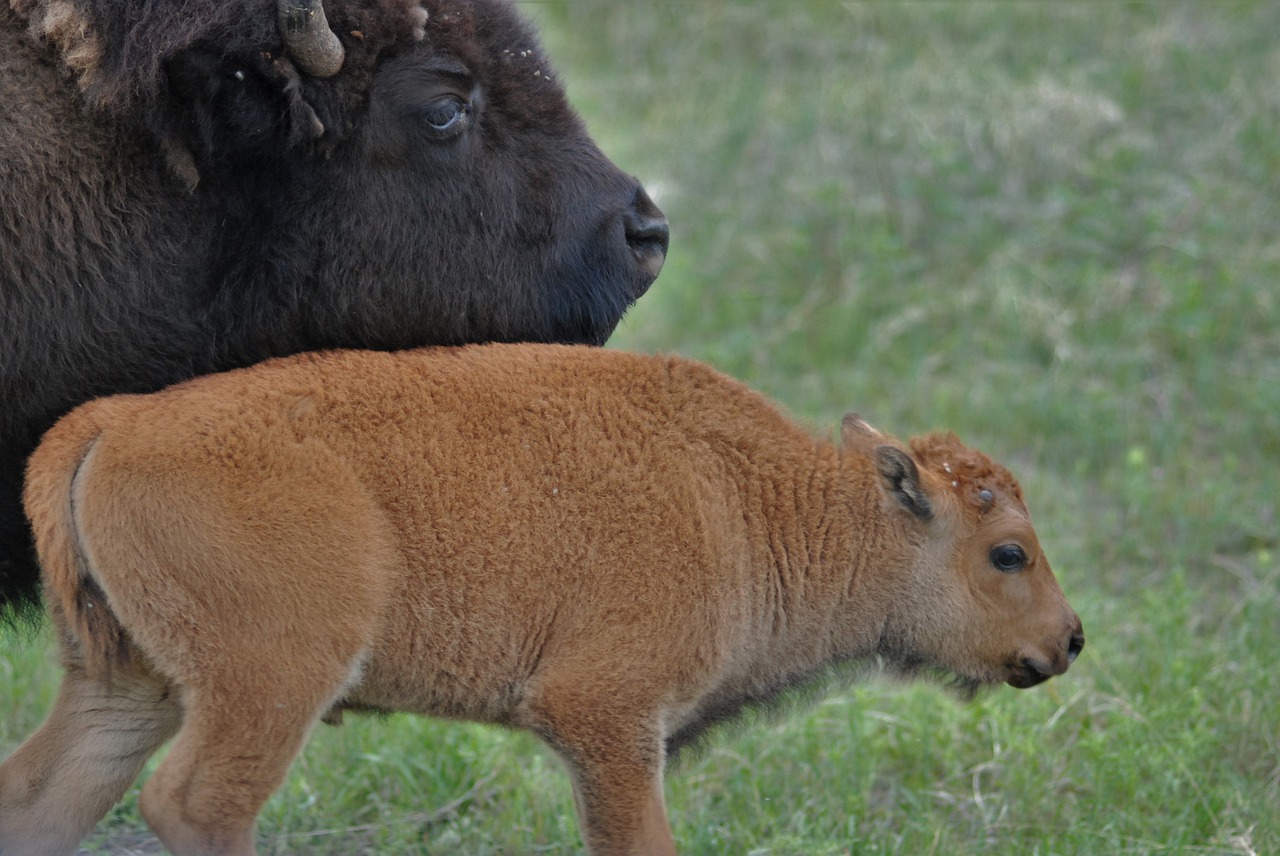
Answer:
[0, 0, 667, 616]
[11, 0, 668, 350]
[177, 0, 670, 348]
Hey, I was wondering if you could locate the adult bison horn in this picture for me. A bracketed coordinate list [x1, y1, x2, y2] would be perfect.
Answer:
[278, 0, 345, 78]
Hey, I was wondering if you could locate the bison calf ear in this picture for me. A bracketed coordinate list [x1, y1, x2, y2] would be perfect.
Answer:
[841, 413, 883, 452]
[874, 445, 933, 521]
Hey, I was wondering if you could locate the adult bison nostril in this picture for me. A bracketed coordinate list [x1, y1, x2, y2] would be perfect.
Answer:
[624, 188, 670, 282]
[627, 215, 670, 255]
[1067, 631, 1085, 664]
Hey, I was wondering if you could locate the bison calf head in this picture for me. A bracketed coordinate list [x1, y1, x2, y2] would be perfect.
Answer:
[843, 417, 1085, 692]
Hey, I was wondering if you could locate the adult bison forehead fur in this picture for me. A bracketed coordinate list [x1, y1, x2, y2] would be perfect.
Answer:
[0, 0, 669, 617]
[14, 0, 594, 168]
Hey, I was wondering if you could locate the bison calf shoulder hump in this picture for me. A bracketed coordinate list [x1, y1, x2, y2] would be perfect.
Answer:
[1, 344, 1083, 856]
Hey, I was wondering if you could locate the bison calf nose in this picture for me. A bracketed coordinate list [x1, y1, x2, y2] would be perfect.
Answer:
[624, 187, 670, 283]
[1067, 630, 1085, 664]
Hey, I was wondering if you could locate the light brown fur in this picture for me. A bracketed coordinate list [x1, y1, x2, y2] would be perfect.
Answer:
[0, 343, 1083, 855]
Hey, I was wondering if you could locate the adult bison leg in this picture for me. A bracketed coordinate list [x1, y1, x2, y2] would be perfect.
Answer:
[0, 659, 180, 855]
[519, 672, 676, 856]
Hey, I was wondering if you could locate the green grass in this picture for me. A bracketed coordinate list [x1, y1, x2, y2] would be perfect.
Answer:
[4, 1, 1278, 853]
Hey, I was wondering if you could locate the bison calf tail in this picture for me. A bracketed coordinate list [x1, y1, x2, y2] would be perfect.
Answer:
[23, 403, 129, 673]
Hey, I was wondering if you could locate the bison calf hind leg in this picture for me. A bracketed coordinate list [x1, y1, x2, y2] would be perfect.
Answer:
[0, 660, 180, 856]
[139, 654, 366, 856]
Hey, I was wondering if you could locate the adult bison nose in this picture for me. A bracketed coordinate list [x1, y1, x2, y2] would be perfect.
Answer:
[624, 186, 669, 285]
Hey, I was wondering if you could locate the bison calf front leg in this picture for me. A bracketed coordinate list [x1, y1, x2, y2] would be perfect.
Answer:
[569, 757, 676, 856]
[521, 676, 677, 856]
[0, 660, 180, 856]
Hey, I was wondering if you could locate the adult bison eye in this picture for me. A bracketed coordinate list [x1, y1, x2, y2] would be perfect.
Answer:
[989, 544, 1027, 573]
[418, 96, 471, 137]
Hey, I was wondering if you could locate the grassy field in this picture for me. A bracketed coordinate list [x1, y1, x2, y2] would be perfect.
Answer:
[3, 1, 1278, 853]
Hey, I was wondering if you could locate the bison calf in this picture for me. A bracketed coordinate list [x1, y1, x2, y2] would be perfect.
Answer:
[0, 344, 1083, 855]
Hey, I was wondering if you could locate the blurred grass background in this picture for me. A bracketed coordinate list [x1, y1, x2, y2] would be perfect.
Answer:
[3, 1, 1277, 853]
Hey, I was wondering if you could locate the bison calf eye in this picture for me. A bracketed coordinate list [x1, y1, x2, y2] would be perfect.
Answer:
[418, 96, 472, 137]
[989, 544, 1027, 573]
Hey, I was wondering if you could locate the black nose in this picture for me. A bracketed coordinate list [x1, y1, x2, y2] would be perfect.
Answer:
[1067, 631, 1085, 664]
[624, 187, 669, 281]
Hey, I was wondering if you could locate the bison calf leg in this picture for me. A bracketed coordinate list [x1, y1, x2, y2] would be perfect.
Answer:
[0, 660, 180, 855]
[521, 676, 677, 856]
[569, 761, 675, 856]
[139, 657, 364, 856]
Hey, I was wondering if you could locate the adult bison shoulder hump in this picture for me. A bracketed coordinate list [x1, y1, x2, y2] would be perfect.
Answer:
[0, 0, 669, 618]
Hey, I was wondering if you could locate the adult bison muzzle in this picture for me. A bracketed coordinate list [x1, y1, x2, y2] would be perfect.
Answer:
[0, 0, 669, 617]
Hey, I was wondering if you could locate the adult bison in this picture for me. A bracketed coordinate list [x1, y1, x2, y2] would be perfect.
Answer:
[0, 0, 669, 617]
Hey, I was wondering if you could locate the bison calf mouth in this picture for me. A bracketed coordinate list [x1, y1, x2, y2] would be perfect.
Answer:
[1007, 660, 1053, 689]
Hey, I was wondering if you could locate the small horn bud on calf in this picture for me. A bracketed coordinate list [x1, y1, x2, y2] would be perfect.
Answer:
[0, 344, 1084, 856]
